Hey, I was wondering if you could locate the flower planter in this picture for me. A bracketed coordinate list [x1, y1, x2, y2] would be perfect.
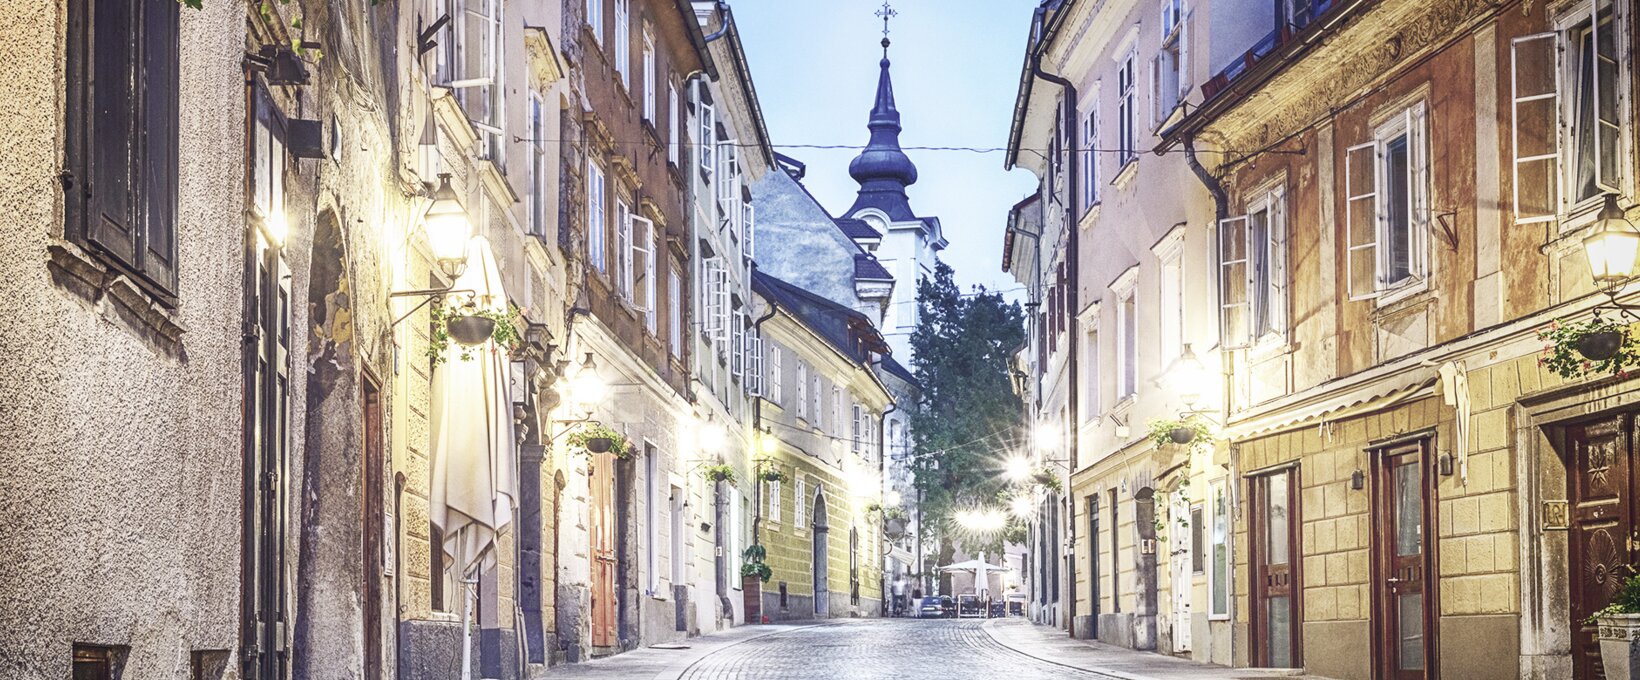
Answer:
[1580, 331, 1626, 362]
[742, 575, 763, 623]
[446, 314, 496, 347]
[585, 437, 614, 454]
[1603, 614, 1640, 679]
[1169, 426, 1197, 444]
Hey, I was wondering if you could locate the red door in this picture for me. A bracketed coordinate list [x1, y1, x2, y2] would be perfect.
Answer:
[1249, 468, 1301, 668]
[590, 455, 618, 649]
[1372, 440, 1436, 679]
[1566, 414, 1637, 680]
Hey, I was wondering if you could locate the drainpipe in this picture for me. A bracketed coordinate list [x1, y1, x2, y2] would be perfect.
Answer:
[750, 299, 777, 547]
[1030, 19, 1078, 638]
[700, 1, 730, 43]
[878, 390, 899, 616]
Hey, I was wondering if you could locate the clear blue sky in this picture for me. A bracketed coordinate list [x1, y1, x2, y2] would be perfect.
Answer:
[733, 0, 1042, 295]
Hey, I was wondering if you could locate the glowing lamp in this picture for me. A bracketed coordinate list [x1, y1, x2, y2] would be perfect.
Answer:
[1584, 193, 1640, 291]
[424, 173, 473, 279]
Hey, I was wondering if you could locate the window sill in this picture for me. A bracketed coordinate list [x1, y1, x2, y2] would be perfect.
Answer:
[48, 242, 187, 357]
[1111, 158, 1139, 190]
[1372, 277, 1428, 310]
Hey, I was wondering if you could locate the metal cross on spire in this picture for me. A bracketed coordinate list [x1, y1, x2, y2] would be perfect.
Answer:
[876, 0, 898, 55]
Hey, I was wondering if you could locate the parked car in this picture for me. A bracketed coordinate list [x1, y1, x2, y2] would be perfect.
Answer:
[914, 596, 946, 619]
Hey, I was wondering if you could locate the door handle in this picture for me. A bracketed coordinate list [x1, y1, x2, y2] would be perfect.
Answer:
[1385, 577, 1404, 584]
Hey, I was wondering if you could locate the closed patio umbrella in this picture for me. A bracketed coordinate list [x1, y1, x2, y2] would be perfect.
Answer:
[429, 235, 517, 680]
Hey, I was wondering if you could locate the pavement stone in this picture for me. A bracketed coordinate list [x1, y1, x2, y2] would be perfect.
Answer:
[982, 618, 1326, 680]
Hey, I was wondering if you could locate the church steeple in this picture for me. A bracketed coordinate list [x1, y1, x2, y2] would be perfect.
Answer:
[847, 5, 918, 220]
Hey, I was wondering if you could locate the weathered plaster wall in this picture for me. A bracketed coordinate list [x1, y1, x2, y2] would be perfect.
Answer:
[0, 0, 248, 676]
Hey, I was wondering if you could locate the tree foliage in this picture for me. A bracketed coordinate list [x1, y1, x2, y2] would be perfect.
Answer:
[908, 262, 1026, 556]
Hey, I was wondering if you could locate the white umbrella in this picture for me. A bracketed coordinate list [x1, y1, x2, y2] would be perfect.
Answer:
[939, 555, 1010, 597]
[430, 235, 517, 680]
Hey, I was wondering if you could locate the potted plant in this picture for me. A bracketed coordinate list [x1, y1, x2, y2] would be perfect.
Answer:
[565, 422, 635, 459]
[1595, 571, 1640, 679]
[759, 467, 788, 483]
[1147, 416, 1213, 448]
[1541, 316, 1640, 379]
[703, 464, 736, 484]
[741, 544, 772, 623]
[428, 300, 524, 364]
[1031, 468, 1063, 493]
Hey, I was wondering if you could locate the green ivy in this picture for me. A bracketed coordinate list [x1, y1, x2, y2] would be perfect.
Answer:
[1589, 570, 1640, 623]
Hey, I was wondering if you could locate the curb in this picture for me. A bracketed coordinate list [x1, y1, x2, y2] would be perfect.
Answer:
[979, 619, 1156, 680]
[651, 621, 844, 680]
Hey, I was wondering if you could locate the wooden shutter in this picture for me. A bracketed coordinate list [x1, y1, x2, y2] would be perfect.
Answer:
[139, 0, 179, 292]
[1217, 216, 1249, 348]
[1510, 32, 1560, 224]
[87, 0, 140, 265]
[1344, 141, 1380, 299]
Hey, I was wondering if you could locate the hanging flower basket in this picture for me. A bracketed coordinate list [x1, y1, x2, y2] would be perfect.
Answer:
[703, 464, 736, 484]
[566, 422, 635, 459]
[1540, 317, 1640, 380]
[1147, 416, 1213, 448]
[428, 300, 524, 364]
[759, 468, 789, 483]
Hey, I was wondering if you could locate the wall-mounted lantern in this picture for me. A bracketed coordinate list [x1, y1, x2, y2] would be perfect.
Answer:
[1583, 193, 1640, 291]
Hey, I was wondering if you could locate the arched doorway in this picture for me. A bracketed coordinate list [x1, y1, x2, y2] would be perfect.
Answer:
[812, 490, 830, 618]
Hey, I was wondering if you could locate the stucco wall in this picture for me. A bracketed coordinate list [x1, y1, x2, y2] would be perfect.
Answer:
[0, 0, 248, 676]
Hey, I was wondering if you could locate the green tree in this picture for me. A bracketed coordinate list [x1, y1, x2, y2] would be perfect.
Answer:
[909, 261, 1026, 561]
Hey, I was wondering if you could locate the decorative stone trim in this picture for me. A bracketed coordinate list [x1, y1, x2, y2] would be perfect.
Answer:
[48, 242, 187, 358]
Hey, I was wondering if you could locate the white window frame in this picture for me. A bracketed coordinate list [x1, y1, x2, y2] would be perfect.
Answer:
[632, 215, 656, 329]
[642, 30, 656, 122]
[831, 386, 842, 437]
[768, 476, 782, 523]
[644, 443, 660, 594]
[702, 256, 728, 344]
[616, 200, 632, 296]
[1114, 274, 1138, 400]
[768, 345, 784, 405]
[794, 475, 807, 529]
[1082, 323, 1101, 422]
[587, 160, 607, 272]
[747, 332, 765, 396]
[1247, 186, 1288, 340]
[812, 375, 824, 428]
[1117, 50, 1138, 166]
[668, 268, 682, 356]
[667, 83, 680, 165]
[1345, 103, 1428, 304]
[731, 309, 746, 381]
[1156, 233, 1185, 363]
[586, 0, 602, 43]
[1081, 102, 1100, 209]
[613, 0, 630, 88]
[449, 0, 503, 159]
[796, 363, 809, 420]
[698, 96, 717, 176]
[1207, 479, 1231, 620]
[1216, 213, 1249, 349]
[851, 403, 864, 454]
[528, 92, 549, 238]
[1152, 0, 1189, 127]
[743, 202, 756, 259]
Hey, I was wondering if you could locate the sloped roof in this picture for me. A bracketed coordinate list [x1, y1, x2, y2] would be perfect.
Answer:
[854, 253, 893, 281]
[754, 270, 891, 363]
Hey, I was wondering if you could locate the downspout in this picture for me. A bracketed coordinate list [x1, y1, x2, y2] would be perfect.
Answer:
[701, 1, 730, 43]
[750, 299, 778, 546]
[877, 383, 899, 615]
[1030, 26, 1079, 638]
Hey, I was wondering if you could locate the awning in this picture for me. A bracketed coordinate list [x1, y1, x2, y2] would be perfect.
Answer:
[430, 236, 518, 578]
[1224, 372, 1439, 442]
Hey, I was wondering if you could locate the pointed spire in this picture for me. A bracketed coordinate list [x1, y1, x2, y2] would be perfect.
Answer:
[848, 39, 918, 209]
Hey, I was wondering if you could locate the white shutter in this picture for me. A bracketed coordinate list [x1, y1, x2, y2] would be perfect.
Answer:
[731, 313, 745, 380]
[1217, 216, 1249, 348]
[1178, 9, 1192, 96]
[769, 346, 783, 404]
[667, 84, 679, 165]
[632, 216, 655, 319]
[699, 102, 716, 174]
[617, 203, 633, 298]
[1344, 142, 1380, 299]
[742, 202, 756, 259]
[1408, 103, 1431, 283]
[718, 140, 738, 204]
[1591, 0, 1620, 194]
[704, 257, 728, 342]
[1510, 32, 1560, 224]
[1266, 191, 1288, 333]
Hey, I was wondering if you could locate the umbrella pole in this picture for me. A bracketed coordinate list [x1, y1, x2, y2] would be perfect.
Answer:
[462, 574, 478, 680]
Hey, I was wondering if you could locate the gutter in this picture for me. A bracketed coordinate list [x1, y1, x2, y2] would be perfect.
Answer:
[676, 0, 720, 80]
[1027, 5, 1079, 637]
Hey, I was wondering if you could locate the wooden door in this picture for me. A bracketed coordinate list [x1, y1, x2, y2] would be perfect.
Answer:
[1170, 490, 1193, 653]
[1567, 414, 1637, 680]
[1249, 468, 1301, 668]
[1372, 440, 1436, 679]
[361, 377, 383, 680]
[813, 491, 829, 617]
[1088, 494, 1101, 638]
[590, 455, 618, 648]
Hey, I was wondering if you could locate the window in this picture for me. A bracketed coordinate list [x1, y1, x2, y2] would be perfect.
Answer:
[1157, 239, 1184, 362]
[831, 386, 843, 435]
[454, 0, 503, 161]
[1081, 105, 1100, 208]
[1082, 326, 1100, 421]
[528, 93, 549, 238]
[74, 645, 126, 680]
[1511, 5, 1628, 224]
[613, 0, 630, 88]
[1117, 50, 1138, 166]
[586, 0, 602, 42]
[746, 331, 765, 396]
[615, 199, 631, 293]
[630, 215, 656, 329]
[1346, 104, 1427, 301]
[851, 403, 864, 454]
[743, 202, 757, 259]
[1191, 504, 1206, 574]
[1153, 0, 1188, 125]
[702, 256, 729, 343]
[668, 268, 683, 356]
[1208, 479, 1230, 619]
[813, 375, 825, 427]
[642, 31, 656, 121]
[667, 83, 680, 165]
[729, 486, 743, 587]
[586, 160, 607, 272]
[1218, 187, 1286, 347]
[768, 346, 784, 404]
[796, 363, 809, 420]
[768, 474, 782, 523]
[794, 476, 808, 528]
[698, 93, 716, 175]
[1115, 278, 1138, 399]
[731, 308, 746, 381]
[64, 0, 180, 296]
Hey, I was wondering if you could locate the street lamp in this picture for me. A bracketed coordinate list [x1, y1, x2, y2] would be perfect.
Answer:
[1034, 421, 1058, 453]
[425, 173, 474, 280]
[1009, 495, 1036, 519]
[1161, 343, 1211, 409]
[1584, 193, 1640, 292]
[1004, 456, 1032, 482]
[566, 353, 607, 416]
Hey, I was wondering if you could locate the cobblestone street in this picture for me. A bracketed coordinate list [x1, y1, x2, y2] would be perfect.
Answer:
[679, 620, 1117, 680]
